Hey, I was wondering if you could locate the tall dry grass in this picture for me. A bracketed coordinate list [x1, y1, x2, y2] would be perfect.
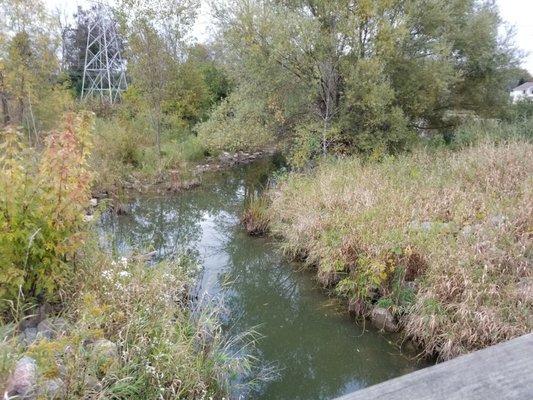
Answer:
[267, 137, 532, 360]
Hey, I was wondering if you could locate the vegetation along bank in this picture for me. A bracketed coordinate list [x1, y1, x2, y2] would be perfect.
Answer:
[244, 120, 532, 360]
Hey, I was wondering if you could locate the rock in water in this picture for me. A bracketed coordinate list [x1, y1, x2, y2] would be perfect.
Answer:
[371, 307, 399, 332]
[6, 356, 38, 399]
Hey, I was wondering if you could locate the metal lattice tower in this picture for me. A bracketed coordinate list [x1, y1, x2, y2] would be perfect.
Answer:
[81, 4, 127, 103]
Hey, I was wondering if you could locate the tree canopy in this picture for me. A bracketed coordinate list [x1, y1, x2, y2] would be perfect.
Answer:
[202, 0, 519, 164]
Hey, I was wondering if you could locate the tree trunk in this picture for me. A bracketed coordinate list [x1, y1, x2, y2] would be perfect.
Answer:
[156, 112, 162, 158]
[318, 59, 339, 156]
[0, 92, 9, 126]
[0, 71, 9, 126]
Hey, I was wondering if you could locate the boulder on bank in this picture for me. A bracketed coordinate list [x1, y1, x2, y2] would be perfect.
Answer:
[20, 327, 38, 346]
[20, 304, 54, 330]
[5, 356, 38, 399]
[37, 318, 69, 340]
[40, 378, 66, 399]
[371, 307, 398, 332]
[181, 178, 201, 190]
[90, 339, 118, 366]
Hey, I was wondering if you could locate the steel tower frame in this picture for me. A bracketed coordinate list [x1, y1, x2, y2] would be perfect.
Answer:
[80, 4, 127, 102]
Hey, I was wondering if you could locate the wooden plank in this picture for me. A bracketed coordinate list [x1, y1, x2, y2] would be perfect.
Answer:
[334, 334, 533, 400]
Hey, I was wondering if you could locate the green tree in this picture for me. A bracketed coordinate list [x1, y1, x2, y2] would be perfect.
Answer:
[116, 0, 199, 155]
[0, 0, 72, 138]
[210, 0, 518, 164]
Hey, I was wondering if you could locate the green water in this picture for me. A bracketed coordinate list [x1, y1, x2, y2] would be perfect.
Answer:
[99, 159, 421, 400]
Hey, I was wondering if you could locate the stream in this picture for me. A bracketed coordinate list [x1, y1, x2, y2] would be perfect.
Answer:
[98, 158, 422, 400]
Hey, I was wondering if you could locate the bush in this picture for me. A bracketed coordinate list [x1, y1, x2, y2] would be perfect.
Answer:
[0, 113, 93, 315]
[448, 118, 533, 149]
[65, 253, 255, 398]
[197, 90, 273, 153]
[177, 136, 206, 162]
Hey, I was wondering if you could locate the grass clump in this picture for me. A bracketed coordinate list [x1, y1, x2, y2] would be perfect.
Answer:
[265, 128, 532, 360]
[242, 194, 271, 236]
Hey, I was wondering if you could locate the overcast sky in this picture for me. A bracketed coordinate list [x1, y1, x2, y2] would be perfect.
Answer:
[44, 0, 533, 74]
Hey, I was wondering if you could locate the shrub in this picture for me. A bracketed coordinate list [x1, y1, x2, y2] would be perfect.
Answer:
[0, 113, 93, 315]
[448, 118, 533, 149]
[177, 136, 206, 162]
[90, 117, 145, 192]
[196, 90, 273, 153]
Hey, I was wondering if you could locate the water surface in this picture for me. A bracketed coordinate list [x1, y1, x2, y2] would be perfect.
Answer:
[99, 159, 421, 400]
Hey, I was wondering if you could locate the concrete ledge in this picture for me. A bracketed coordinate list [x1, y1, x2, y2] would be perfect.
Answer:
[334, 334, 533, 400]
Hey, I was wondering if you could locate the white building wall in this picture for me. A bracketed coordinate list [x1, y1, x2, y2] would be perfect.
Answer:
[511, 87, 533, 103]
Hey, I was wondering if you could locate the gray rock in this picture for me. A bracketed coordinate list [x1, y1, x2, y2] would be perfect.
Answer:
[20, 304, 53, 330]
[91, 339, 118, 360]
[89, 198, 98, 207]
[420, 221, 433, 231]
[516, 278, 532, 298]
[181, 178, 200, 190]
[40, 378, 65, 399]
[218, 152, 231, 163]
[371, 307, 398, 332]
[21, 327, 38, 346]
[410, 220, 456, 234]
[461, 224, 474, 237]
[490, 214, 507, 227]
[37, 318, 68, 340]
[85, 375, 103, 392]
[6, 356, 38, 399]
[409, 221, 430, 231]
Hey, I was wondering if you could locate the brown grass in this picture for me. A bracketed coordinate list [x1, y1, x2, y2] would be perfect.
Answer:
[266, 137, 532, 360]
[242, 194, 271, 236]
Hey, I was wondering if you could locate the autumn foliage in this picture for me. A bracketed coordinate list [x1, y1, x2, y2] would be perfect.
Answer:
[0, 112, 94, 314]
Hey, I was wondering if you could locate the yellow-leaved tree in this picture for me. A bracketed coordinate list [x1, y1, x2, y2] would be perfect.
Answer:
[0, 112, 94, 316]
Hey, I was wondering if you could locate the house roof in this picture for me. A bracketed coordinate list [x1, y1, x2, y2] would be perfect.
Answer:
[512, 82, 533, 91]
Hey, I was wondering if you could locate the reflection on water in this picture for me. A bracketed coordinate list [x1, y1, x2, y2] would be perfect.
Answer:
[99, 159, 421, 400]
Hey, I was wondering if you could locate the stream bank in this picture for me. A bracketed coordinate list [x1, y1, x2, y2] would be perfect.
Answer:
[99, 159, 424, 400]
